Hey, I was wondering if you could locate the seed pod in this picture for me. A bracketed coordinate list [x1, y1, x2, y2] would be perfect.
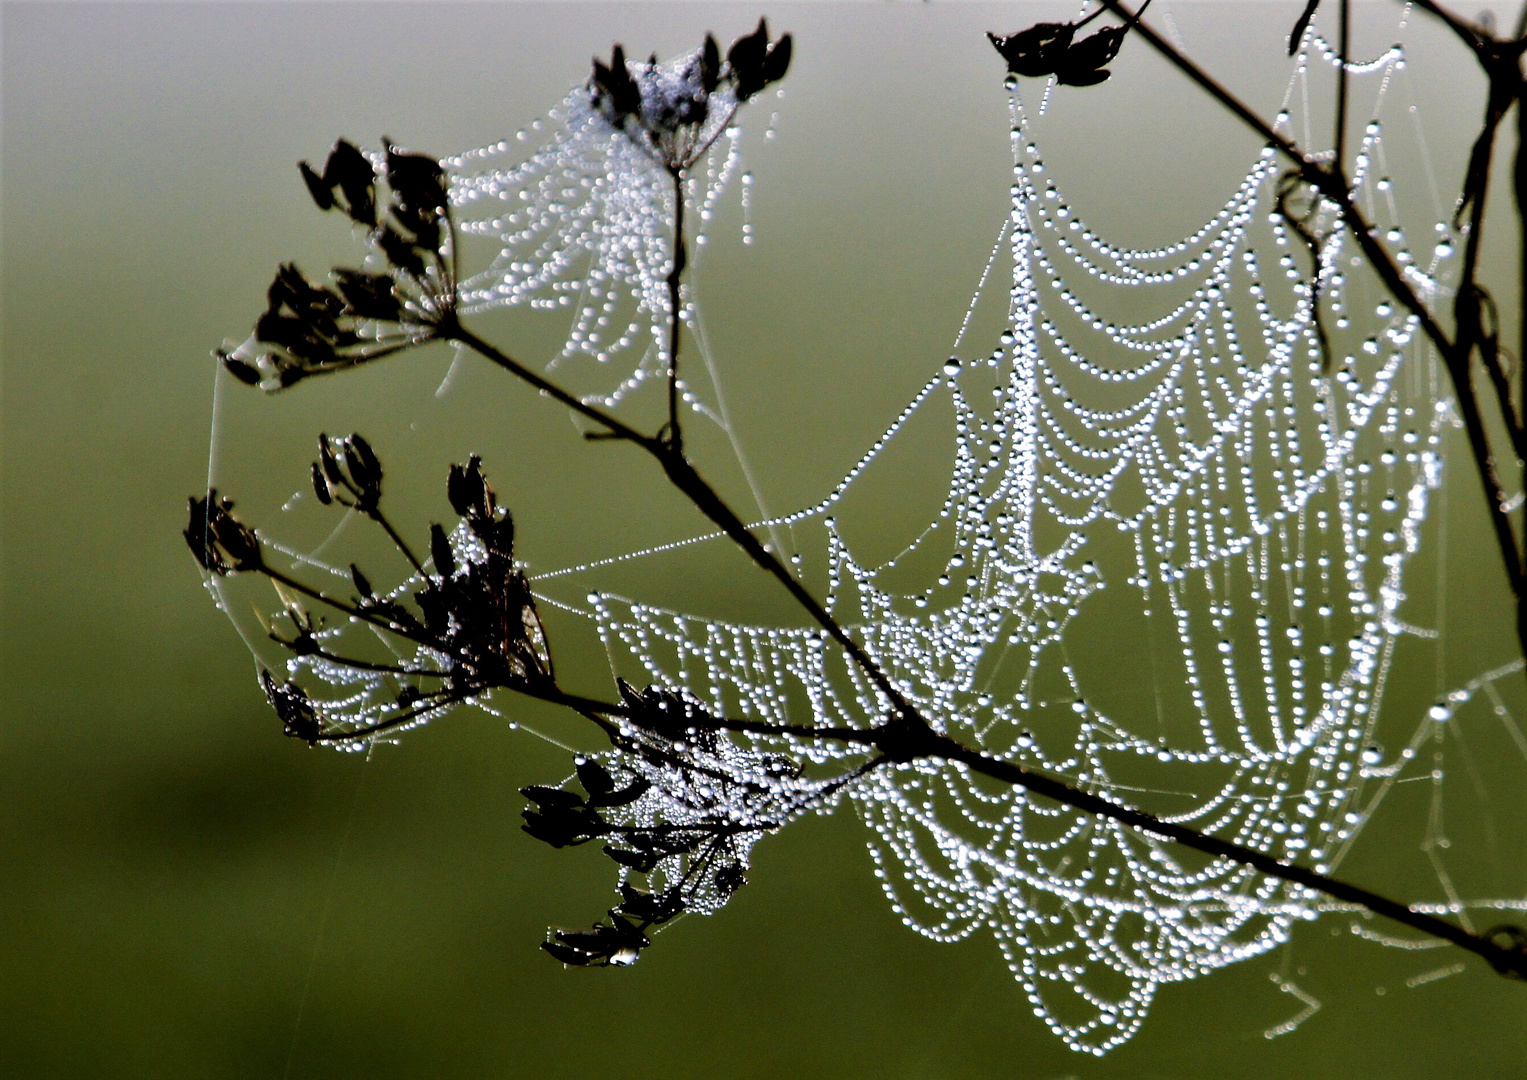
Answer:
[298, 160, 334, 210]
[447, 455, 489, 519]
[324, 139, 377, 227]
[429, 523, 455, 579]
[762, 33, 792, 86]
[310, 462, 332, 505]
[700, 34, 721, 92]
[318, 434, 345, 487]
[576, 757, 615, 797]
[219, 350, 262, 386]
[342, 433, 383, 506]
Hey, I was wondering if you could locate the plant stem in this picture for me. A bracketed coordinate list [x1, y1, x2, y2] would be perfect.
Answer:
[667, 166, 687, 449]
[1336, 0, 1350, 170]
[924, 729, 1527, 979]
[259, 564, 434, 649]
[1517, 72, 1527, 588]
[446, 322, 658, 449]
[368, 505, 427, 578]
[650, 446, 921, 720]
[495, 676, 1527, 978]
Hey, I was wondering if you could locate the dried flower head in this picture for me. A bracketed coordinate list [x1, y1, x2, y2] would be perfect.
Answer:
[193, 438, 559, 751]
[988, 1, 1140, 87]
[447, 22, 793, 409]
[260, 671, 323, 745]
[220, 139, 458, 391]
[588, 20, 791, 171]
[311, 432, 384, 513]
[184, 491, 262, 575]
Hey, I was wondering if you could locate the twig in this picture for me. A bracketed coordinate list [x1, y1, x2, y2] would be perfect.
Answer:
[1336, 0, 1350, 170]
[666, 166, 687, 450]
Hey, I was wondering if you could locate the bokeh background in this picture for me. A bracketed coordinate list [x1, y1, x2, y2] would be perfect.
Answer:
[6, 2, 1527, 1077]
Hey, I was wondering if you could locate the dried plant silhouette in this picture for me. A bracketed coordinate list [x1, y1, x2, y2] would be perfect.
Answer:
[187, 5, 1527, 1053]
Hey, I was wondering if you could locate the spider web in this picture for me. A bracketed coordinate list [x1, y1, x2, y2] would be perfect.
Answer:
[445, 60, 751, 414]
[202, 16, 1527, 1055]
[489, 21, 1525, 1053]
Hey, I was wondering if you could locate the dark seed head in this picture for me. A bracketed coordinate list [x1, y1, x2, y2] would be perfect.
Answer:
[184, 490, 262, 575]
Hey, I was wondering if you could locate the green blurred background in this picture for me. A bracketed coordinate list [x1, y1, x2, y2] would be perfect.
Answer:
[5, 2, 1527, 1077]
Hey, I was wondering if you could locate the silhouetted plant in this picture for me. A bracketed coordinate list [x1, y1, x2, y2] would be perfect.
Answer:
[187, 6, 1527, 1050]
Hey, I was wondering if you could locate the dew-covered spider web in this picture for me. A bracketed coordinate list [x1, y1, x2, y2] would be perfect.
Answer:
[205, 15, 1527, 1055]
[445, 61, 762, 413]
